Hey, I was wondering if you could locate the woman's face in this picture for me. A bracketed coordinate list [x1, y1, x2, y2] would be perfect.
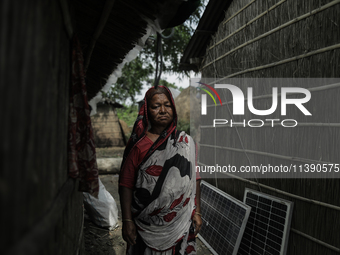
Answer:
[148, 93, 174, 128]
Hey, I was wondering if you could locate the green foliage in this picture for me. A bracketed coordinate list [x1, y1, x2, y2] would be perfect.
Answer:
[116, 104, 139, 127]
[103, 58, 153, 104]
[107, 0, 207, 103]
[141, 25, 194, 76]
[177, 120, 191, 135]
[147, 78, 181, 91]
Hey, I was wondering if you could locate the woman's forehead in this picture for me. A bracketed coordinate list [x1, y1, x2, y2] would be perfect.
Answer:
[150, 93, 170, 102]
[146, 86, 172, 100]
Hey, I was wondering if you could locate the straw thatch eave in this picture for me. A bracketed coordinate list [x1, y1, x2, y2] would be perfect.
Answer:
[72, 0, 184, 101]
[179, 0, 232, 72]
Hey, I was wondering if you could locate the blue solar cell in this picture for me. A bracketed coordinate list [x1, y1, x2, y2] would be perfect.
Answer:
[198, 181, 251, 255]
[238, 189, 294, 255]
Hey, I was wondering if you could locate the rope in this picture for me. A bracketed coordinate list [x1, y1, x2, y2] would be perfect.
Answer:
[153, 28, 175, 89]
[153, 33, 163, 89]
[159, 27, 175, 39]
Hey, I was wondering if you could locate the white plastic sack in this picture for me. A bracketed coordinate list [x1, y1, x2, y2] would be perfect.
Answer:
[83, 178, 119, 230]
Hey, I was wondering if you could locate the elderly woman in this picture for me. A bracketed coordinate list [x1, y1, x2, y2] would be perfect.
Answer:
[119, 86, 202, 255]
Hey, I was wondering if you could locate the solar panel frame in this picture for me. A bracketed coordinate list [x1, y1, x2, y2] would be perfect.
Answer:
[198, 181, 252, 255]
[238, 188, 294, 255]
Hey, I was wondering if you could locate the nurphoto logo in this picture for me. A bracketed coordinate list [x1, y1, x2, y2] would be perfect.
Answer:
[199, 83, 312, 128]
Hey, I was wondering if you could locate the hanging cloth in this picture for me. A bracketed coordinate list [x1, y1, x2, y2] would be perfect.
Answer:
[68, 35, 99, 197]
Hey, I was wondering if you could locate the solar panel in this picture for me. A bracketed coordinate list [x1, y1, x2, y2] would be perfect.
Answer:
[238, 188, 294, 255]
[198, 181, 251, 255]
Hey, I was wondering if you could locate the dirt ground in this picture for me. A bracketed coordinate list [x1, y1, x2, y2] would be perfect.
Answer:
[84, 174, 212, 255]
[83, 147, 213, 255]
[96, 147, 125, 158]
[83, 174, 126, 255]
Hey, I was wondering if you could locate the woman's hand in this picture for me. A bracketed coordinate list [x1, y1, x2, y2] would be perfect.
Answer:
[122, 221, 137, 246]
[193, 213, 202, 236]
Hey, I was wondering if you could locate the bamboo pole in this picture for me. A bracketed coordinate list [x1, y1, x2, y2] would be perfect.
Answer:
[290, 228, 340, 253]
[206, 82, 340, 107]
[225, 43, 340, 78]
[84, 0, 116, 72]
[75, 206, 85, 255]
[203, 0, 340, 69]
[211, 0, 287, 50]
[199, 143, 335, 165]
[222, 0, 256, 25]
[207, 43, 340, 83]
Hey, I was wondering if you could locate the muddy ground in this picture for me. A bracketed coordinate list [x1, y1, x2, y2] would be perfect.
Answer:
[83, 147, 212, 255]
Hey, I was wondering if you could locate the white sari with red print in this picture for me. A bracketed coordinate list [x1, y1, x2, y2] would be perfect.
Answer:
[131, 131, 196, 254]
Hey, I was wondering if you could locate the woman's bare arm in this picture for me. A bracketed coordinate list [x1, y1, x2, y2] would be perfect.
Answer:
[119, 186, 137, 246]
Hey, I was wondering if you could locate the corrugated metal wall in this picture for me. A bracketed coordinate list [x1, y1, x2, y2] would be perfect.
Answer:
[1, 0, 84, 254]
[200, 0, 340, 254]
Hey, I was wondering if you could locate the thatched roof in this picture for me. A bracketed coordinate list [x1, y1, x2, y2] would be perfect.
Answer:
[72, 0, 186, 101]
[179, 0, 232, 72]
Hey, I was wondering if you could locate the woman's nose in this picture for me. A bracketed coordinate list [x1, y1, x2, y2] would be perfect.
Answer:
[160, 105, 166, 113]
